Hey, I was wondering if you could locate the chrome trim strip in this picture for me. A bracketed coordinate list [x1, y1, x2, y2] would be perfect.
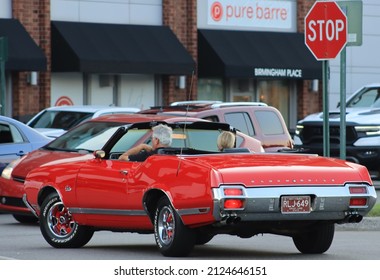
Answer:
[68, 207, 210, 217]
[13, 177, 25, 183]
[177, 207, 210, 216]
[22, 194, 38, 218]
[68, 208, 146, 216]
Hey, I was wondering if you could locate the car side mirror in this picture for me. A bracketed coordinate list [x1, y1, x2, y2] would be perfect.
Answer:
[94, 150, 106, 159]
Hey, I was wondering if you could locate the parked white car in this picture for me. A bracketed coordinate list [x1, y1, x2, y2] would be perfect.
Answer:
[27, 105, 140, 138]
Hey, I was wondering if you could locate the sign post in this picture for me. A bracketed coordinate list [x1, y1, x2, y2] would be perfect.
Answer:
[337, 0, 363, 160]
[305, 1, 347, 157]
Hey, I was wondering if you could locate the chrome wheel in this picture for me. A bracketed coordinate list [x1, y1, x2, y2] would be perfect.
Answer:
[40, 193, 94, 248]
[154, 197, 195, 257]
[157, 205, 175, 246]
[47, 201, 77, 238]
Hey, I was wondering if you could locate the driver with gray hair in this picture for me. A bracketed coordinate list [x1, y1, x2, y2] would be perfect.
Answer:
[119, 124, 172, 162]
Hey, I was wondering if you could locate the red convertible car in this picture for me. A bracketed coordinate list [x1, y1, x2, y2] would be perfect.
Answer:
[23, 120, 376, 257]
[0, 114, 263, 223]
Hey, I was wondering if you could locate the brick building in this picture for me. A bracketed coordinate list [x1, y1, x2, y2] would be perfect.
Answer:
[2, 0, 362, 133]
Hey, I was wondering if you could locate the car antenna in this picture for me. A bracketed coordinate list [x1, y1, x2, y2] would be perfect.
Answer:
[176, 70, 195, 176]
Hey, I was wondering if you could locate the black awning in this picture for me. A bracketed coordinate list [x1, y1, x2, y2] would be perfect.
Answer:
[0, 18, 47, 71]
[198, 29, 322, 80]
[52, 21, 195, 75]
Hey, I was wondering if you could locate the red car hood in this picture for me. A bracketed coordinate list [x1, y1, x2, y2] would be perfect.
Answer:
[12, 149, 87, 179]
[186, 153, 371, 186]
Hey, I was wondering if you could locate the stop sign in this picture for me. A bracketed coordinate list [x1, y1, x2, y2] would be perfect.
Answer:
[305, 1, 347, 60]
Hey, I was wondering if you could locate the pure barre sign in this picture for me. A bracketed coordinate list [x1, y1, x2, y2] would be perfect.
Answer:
[207, 0, 293, 29]
[305, 1, 347, 60]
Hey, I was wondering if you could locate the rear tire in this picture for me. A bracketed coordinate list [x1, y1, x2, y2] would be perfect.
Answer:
[39, 192, 94, 248]
[154, 197, 195, 257]
[293, 223, 335, 254]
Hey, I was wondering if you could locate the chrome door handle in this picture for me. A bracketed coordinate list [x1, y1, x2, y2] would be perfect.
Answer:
[120, 170, 128, 175]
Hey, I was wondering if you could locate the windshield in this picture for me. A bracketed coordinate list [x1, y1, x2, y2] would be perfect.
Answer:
[110, 127, 225, 154]
[171, 128, 222, 151]
[346, 87, 380, 108]
[29, 110, 94, 130]
[110, 129, 150, 153]
[46, 121, 123, 152]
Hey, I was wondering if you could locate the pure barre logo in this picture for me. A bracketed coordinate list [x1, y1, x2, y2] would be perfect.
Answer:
[210, 1, 223, 22]
[208, 0, 292, 29]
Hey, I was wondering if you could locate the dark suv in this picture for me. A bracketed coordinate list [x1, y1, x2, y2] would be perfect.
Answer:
[295, 84, 380, 178]
[140, 101, 293, 152]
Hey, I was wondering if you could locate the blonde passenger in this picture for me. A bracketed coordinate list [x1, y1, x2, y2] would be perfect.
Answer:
[217, 131, 236, 151]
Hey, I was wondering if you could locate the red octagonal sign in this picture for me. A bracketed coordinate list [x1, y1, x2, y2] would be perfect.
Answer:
[305, 1, 347, 60]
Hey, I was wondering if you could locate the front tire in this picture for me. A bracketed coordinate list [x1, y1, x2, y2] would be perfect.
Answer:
[293, 223, 335, 254]
[39, 192, 94, 248]
[154, 197, 195, 257]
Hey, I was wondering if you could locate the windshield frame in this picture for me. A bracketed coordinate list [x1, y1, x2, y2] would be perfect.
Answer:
[45, 121, 125, 152]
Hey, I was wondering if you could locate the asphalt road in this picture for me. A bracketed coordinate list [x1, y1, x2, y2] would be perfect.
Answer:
[0, 213, 379, 260]
[1, 211, 380, 280]
[0, 186, 378, 280]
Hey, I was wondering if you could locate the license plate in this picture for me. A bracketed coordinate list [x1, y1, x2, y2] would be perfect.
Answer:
[281, 196, 311, 214]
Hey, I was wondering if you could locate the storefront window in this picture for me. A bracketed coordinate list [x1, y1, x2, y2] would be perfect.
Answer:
[230, 79, 254, 102]
[198, 78, 293, 129]
[89, 74, 114, 106]
[257, 80, 290, 127]
[119, 74, 155, 110]
[198, 78, 224, 101]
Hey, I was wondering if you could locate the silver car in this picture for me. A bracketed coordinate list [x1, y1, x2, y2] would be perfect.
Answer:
[0, 115, 51, 171]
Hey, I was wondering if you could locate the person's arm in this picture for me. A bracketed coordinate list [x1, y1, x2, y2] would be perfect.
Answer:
[119, 144, 152, 161]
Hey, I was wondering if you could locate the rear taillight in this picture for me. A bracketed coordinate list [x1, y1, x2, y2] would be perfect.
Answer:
[224, 188, 243, 196]
[350, 198, 367, 207]
[224, 199, 244, 209]
[223, 187, 244, 209]
[349, 187, 367, 194]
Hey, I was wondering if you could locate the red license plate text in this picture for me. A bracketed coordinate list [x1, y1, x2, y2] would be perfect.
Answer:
[281, 196, 311, 214]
